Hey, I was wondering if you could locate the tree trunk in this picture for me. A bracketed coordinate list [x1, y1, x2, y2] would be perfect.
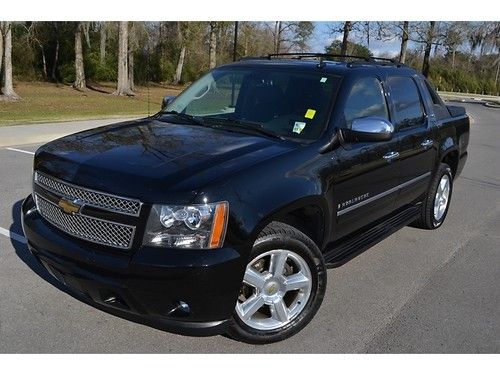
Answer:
[114, 21, 134, 96]
[1, 22, 20, 100]
[274, 21, 282, 54]
[73, 22, 86, 90]
[233, 21, 239, 61]
[128, 48, 135, 91]
[41, 46, 47, 79]
[0, 24, 3, 76]
[128, 22, 136, 91]
[173, 45, 186, 85]
[100, 23, 106, 65]
[495, 55, 500, 86]
[480, 41, 486, 57]
[50, 22, 59, 82]
[83, 22, 91, 48]
[422, 21, 435, 78]
[209, 22, 217, 69]
[340, 21, 352, 57]
[51, 40, 59, 81]
[399, 21, 409, 63]
[452, 48, 456, 70]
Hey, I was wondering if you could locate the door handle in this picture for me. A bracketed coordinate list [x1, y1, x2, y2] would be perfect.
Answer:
[421, 139, 434, 148]
[383, 151, 399, 161]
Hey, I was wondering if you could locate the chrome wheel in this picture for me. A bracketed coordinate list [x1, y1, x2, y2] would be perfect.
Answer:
[236, 249, 313, 331]
[434, 174, 450, 221]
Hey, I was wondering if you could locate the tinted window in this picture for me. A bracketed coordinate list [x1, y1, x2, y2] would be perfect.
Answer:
[165, 68, 339, 141]
[343, 77, 388, 128]
[423, 79, 451, 121]
[388, 76, 425, 129]
[423, 79, 444, 105]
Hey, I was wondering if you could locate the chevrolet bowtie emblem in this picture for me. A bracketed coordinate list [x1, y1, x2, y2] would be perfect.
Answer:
[57, 198, 82, 215]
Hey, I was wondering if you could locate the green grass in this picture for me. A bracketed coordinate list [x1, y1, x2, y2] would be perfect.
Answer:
[0, 82, 182, 126]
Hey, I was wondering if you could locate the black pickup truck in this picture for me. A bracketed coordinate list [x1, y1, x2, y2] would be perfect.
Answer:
[22, 53, 469, 344]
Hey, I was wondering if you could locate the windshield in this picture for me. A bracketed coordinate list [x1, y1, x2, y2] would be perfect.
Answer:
[160, 67, 339, 141]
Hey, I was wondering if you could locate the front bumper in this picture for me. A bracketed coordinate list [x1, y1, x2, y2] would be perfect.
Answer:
[21, 195, 246, 336]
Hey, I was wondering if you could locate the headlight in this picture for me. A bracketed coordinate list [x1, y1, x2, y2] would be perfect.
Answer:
[143, 202, 228, 249]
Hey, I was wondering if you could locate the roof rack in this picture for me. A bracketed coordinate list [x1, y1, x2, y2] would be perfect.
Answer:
[258, 53, 403, 67]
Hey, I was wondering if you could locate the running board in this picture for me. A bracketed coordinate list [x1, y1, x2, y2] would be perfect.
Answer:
[324, 205, 421, 268]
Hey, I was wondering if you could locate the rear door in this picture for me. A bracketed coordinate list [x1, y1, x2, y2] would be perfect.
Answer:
[386, 75, 437, 207]
[332, 75, 401, 240]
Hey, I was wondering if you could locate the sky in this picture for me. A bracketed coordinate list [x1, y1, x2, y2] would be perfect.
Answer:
[310, 22, 410, 57]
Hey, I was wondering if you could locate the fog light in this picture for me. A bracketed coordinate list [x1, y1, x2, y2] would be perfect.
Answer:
[167, 300, 191, 317]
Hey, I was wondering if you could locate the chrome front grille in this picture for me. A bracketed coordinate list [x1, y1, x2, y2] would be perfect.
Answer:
[35, 194, 135, 249]
[34, 171, 141, 216]
[33, 171, 142, 250]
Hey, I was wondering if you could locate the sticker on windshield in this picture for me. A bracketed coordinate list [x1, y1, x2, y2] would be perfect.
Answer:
[320, 77, 328, 83]
[293, 121, 307, 134]
[305, 109, 316, 119]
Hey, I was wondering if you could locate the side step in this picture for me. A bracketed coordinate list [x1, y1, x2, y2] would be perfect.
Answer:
[324, 205, 421, 268]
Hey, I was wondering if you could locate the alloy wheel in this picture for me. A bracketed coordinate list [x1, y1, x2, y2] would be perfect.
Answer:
[236, 249, 313, 331]
[434, 174, 450, 221]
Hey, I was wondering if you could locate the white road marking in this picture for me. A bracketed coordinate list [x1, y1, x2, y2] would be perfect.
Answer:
[0, 226, 27, 244]
[5, 147, 35, 155]
[469, 114, 475, 125]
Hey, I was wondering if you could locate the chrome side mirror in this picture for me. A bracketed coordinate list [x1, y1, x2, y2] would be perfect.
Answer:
[161, 95, 176, 110]
[346, 117, 395, 142]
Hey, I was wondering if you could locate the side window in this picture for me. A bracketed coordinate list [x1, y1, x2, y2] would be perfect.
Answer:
[422, 79, 451, 121]
[387, 76, 425, 130]
[343, 77, 389, 128]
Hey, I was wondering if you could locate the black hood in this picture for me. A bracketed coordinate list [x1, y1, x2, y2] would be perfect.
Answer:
[34, 118, 296, 203]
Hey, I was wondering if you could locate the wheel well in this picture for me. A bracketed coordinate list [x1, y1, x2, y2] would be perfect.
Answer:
[273, 205, 325, 249]
[442, 151, 459, 178]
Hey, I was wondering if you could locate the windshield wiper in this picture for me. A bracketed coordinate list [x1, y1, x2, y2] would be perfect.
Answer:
[203, 117, 286, 140]
[160, 111, 205, 126]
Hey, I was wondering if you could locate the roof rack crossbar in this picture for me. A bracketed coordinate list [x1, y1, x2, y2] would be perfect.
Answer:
[265, 52, 400, 65]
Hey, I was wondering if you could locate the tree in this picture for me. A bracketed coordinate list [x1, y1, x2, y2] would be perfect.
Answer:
[326, 22, 358, 58]
[173, 22, 186, 85]
[209, 22, 217, 69]
[374, 21, 411, 63]
[99, 22, 107, 65]
[326, 39, 372, 58]
[273, 21, 282, 53]
[399, 21, 409, 63]
[0, 22, 20, 100]
[466, 22, 487, 69]
[271, 21, 314, 54]
[443, 22, 465, 69]
[51, 22, 60, 82]
[114, 21, 134, 96]
[0, 23, 3, 76]
[340, 21, 353, 56]
[422, 21, 436, 77]
[73, 22, 86, 90]
[128, 22, 137, 91]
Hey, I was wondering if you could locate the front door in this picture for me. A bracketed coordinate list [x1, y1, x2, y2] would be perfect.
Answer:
[331, 76, 402, 240]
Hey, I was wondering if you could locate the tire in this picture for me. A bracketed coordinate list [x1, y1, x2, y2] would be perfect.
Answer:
[413, 163, 453, 229]
[227, 222, 327, 344]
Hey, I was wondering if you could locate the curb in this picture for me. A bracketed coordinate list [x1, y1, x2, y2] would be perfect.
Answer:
[484, 102, 500, 109]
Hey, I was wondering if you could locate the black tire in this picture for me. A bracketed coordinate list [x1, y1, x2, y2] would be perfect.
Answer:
[227, 222, 327, 344]
[412, 163, 453, 229]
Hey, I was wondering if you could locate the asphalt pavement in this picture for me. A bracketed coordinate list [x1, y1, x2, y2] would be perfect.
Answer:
[0, 103, 498, 353]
